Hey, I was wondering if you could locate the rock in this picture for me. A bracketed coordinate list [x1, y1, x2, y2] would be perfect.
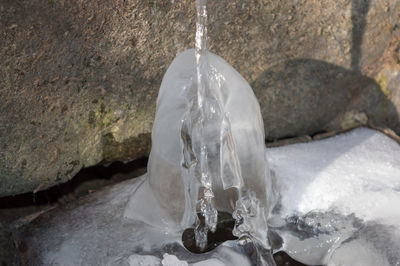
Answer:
[0, 221, 16, 266]
[1, 0, 400, 196]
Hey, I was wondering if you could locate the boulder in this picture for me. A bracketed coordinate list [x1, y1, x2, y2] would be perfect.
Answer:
[1, 0, 400, 196]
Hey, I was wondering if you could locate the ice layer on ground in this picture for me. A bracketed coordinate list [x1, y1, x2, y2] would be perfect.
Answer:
[13, 127, 400, 265]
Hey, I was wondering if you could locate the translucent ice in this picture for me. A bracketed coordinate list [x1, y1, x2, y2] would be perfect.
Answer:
[127, 48, 272, 243]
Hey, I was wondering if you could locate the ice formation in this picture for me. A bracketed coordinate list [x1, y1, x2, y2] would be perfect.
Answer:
[124, 0, 273, 258]
[127, 0, 273, 254]
[124, 47, 272, 258]
[125, 0, 274, 261]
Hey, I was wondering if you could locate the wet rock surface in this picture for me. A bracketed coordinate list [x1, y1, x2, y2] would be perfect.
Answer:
[1, 0, 400, 196]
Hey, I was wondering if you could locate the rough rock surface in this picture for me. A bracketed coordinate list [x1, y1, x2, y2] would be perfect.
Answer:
[1, 0, 400, 196]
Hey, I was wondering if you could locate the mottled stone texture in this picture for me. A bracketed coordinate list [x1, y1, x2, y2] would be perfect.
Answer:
[0, 0, 400, 196]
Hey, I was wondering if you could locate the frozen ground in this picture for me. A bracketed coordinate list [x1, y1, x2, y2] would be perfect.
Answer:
[13, 127, 400, 265]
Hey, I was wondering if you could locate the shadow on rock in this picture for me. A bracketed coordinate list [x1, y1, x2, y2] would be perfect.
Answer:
[252, 59, 400, 141]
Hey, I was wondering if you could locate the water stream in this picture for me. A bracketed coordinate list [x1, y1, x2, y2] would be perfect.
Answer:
[192, 0, 219, 249]
[181, 0, 275, 263]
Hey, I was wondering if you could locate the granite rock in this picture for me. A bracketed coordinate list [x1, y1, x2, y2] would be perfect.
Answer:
[1, 0, 400, 195]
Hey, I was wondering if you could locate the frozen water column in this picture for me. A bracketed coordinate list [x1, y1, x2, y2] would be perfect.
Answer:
[147, 49, 271, 228]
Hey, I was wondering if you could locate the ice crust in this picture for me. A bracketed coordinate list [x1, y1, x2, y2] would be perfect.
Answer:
[268, 128, 400, 222]
[267, 128, 400, 265]
[15, 127, 400, 265]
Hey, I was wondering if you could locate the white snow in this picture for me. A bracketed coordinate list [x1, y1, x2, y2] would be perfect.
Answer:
[267, 127, 400, 224]
[267, 127, 400, 265]
[161, 253, 188, 266]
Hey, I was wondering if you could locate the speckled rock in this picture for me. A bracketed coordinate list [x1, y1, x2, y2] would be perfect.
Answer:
[0, 0, 400, 196]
